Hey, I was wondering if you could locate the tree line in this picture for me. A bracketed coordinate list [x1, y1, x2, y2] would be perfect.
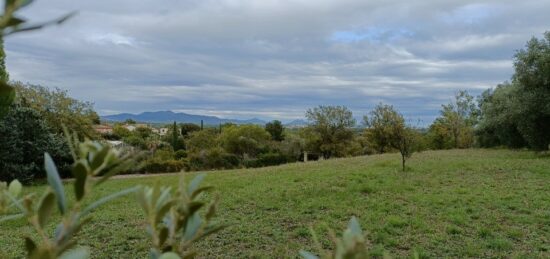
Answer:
[2, 31, 549, 182]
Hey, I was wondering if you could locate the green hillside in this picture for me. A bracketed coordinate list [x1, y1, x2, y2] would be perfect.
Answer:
[1, 149, 549, 258]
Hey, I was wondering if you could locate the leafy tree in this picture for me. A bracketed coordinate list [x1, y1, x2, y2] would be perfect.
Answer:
[510, 32, 550, 150]
[180, 123, 201, 137]
[0, 104, 70, 182]
[364, 103, 417, 170]
[476, 83, 527, 148]
[0, 37, 7, 83]
[14, 83, 100, 137]
[393, 126, 417, 171]
[113, 124, 131, 139]
[135, 126, 153, 139]
[426, 118, 453, 149]
[124, 119, 136, 124]
[476, 32, 550, 150]
[220, 125, 270, 159]
[280, 134, 305, 161]
[432, 90, 478, 148]
[304, 105, 356, 159]
[0, 36, 9, 118]
[363, 103, 401, 153]
[124, 135, 148, 150]
[186, 129, 219, 153]
[265, 120, 285, 141]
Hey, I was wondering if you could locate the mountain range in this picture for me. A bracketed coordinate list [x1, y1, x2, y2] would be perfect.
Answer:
[101, 111, 308, 126]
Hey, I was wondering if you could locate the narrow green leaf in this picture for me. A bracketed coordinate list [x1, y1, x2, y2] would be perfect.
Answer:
[187, 201, 205, 215]
[58, 247, 90, 259]
[81, 186, 140, 216]
[95, 155, 135, 186]
[37, 191, 56, 228]
[8, 179, 22, 197]
[7, 16, 25, 26]
[158, 226, 169, 246]
[136, 187, 150, 213]
[204, 199, 217, 221]
[348, 216, 362, 235]
[187, 174, 205, 196]
[195, 224, 227, 240]
[44, 153, 67, 214]
[19, 0, 35, 8]
[190, 186, 213, 199]
[299, 250, 320, 259]
[90, 146, 109, 172]
[72, 161, 88, 201]
[0, 213, 24, 223]
[155, 200, 173, 224]
[183, 213, 202, 241]
[3, 12, 77, 36]
[159, 252, 181, 259]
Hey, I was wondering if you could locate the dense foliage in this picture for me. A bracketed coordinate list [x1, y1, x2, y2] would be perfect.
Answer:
[477, 32, 550, 150]
[0, 104, 70, 182]
[304, 105, 356, 159]
[265, 120, 285, 141]
[14, 83, 100, 137]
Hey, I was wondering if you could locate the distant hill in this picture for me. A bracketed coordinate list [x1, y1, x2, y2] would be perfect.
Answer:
[284, 119, 308, 127]
[101, 111, 266, 125]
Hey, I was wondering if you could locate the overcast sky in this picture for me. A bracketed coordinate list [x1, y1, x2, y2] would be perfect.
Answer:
[5, 0, 549, 123]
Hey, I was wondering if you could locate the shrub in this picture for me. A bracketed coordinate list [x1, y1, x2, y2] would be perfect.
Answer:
[174, 150, 188, 160]
[185, 148, 240, 171]
[244, 152, 289, 168]
[0, 134, 138, 259]
[138, 174, 226, 258]
[142, 159, 184, 173]
[186, 129, 219, 152]
[0, 104, 72, 182]
[220, 124, 270, 159]
[280, 134, 305, 161]
[300, 217, 382, 258]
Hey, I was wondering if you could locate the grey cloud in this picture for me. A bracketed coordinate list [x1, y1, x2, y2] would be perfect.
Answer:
[4, 0, 549, 124]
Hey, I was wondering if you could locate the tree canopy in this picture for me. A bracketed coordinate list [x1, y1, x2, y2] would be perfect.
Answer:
[304, 105, 356, 159]
[265, 120, 285, 141]
[14, 83, 100, 137]
[477, 32, 550, 150]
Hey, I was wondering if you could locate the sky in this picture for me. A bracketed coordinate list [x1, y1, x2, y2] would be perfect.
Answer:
[4, 0, 549, 124]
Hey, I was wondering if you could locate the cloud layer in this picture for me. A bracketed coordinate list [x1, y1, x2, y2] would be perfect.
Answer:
[5, 0, 549, 123]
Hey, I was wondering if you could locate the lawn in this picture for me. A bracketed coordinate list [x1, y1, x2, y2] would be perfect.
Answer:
[1, 149, 549, 258]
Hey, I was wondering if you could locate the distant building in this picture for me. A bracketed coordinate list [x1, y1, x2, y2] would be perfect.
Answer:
[124, 124, 149, 132]
[106, 140, 124, 148]
[159, 128, 169, 136]
[93, 125, 113, 134]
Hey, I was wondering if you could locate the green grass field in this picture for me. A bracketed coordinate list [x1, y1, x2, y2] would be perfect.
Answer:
[1, 149, 549, 258]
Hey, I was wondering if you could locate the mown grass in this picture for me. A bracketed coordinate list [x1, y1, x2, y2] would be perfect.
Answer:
[1, 149, 549, 258]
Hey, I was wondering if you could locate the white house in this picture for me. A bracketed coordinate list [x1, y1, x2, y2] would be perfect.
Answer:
[159, 128, 169, 136]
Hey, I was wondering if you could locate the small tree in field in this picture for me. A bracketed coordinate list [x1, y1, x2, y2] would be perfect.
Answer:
[393, 125, 416, 172]
[365, 103, 417, 171]
[364, 103, 401, 153]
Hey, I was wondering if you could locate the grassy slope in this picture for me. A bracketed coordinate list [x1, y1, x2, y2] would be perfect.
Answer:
[1, 149, 549, 258]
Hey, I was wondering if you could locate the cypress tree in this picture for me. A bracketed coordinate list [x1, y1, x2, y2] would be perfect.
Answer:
[0, 37, 8, 83]
[171, 121, 178, 150]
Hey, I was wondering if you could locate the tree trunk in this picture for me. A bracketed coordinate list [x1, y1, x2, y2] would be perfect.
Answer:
[402, 154, 406, 171]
